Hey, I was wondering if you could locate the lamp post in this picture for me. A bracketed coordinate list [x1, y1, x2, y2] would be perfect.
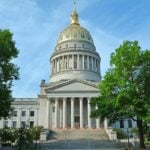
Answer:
[126, 127, 130, 149]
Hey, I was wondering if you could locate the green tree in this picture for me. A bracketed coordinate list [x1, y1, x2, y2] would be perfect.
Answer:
[0, 29, 19, 118]
[91, 41, 150, 148]
[16, 127, 33, 150]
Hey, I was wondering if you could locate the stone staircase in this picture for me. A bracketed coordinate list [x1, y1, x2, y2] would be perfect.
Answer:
[40, 129, 126, 149]
[54, 128, 109, 140]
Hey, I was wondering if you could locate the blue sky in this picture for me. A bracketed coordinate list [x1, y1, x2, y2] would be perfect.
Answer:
[0, 0, 150, 98]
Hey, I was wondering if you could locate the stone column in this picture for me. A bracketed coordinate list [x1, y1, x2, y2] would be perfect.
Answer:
[71, 97, 74, 128]
[82, 55, 84, 70]
[87, 55, 89, 70]
[72, 54, 74, 69]
[77, 55, 80, 69]
[55, 59, 57, 72]
[87, 98, 91, 128]
[93, 58, 95, 71]
[104, 118, 108, 129]
[96, 105, 100, 128]
[79, 97, 83, 128]
[91, 57, 93, 71]
[47, 100, 50, 128]
[55, 98, 58, 128]
[63, 98, 67, 128]
[67, 55, 69, 70]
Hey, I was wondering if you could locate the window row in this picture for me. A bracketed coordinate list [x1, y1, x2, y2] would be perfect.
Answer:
[3, 120, 35, 128]
[13, 110, 35, 117]
[52, 55, 100, 74]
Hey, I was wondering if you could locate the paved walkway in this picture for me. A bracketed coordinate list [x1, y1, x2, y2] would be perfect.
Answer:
[40, 129, 126, 149]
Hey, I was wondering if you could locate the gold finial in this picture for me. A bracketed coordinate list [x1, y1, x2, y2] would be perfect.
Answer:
[71, 0, 79, 25]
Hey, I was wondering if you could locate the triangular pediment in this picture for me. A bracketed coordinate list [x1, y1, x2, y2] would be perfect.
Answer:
[45, 79, 99, 92]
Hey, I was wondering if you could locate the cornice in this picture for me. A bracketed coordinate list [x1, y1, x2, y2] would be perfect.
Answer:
[45, 79, 99, 91]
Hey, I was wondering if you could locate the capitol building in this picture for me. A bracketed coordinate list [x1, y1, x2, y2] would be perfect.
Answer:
[0, 7, 136, 130]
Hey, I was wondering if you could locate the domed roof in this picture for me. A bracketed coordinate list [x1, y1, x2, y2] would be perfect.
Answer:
[57, 10, 94, 45]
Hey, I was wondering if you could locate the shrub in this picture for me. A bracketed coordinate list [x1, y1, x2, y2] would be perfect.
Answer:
[113, 128, 127, 139]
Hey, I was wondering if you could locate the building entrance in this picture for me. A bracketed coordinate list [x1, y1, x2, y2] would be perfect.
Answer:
[75, 116, 80, 128]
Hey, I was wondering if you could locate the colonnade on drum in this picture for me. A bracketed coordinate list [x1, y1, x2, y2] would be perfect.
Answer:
[47, 97, 100, 129]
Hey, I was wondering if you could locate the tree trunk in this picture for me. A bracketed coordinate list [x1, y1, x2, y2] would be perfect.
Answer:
[137, 119, 145, 148]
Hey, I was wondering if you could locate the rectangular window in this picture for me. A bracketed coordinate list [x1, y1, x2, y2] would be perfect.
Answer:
[21, 121, 26, 128]
[30, 121, 34, 128]
[30, 111, 34, 117]
[4, 121, 8, 128]
[120, 120, 124, 128]
[12, 121, 17, 128]
[128, 119, 132, 128]
[13, 111, 17, 117]
[22, 111, 26, 117]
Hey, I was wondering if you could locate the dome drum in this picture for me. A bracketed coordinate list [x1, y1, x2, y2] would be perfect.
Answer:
[50, 53, 101, 82]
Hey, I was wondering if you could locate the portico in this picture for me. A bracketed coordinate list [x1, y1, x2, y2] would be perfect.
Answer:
[47, 96, 100, 129]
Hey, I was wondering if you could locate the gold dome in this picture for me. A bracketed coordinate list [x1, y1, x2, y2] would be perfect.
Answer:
[57, 8, 94, 45]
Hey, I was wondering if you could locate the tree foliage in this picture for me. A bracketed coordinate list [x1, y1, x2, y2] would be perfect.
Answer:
[91, 41, 150, 148]
[0, 29, 19, 118]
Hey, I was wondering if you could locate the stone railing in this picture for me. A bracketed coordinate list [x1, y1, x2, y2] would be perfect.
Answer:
[105, 127, 117, 141]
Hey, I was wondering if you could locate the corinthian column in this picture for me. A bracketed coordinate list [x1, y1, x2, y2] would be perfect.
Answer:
[47, 99, 50, 128]
[96, 105, 100, 128]
[63, 98, 67, 128]
[55, 98, 58, 128]
[80, 97, 83, 128]
[71, 98, 74, 128]
[87, 98, 91, 128]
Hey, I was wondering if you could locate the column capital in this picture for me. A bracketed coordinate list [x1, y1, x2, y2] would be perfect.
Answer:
[55, 97, 59, 101]
[63, 97, 67, 100]
[71, 97, 75, 100]
[71, 98, 74, 128]
[79, 97, 83, 100]
[87, 97, 92, 101]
